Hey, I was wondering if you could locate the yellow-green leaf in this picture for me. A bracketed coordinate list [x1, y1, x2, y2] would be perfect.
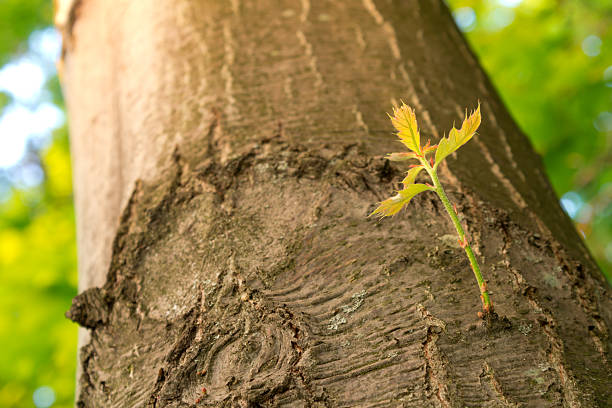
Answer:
[401, 166, 424, 187]
[386, 152, 418, 162]
[390, 103, 421, 153]
[370, 184, 433, 218]
[435, 103, 481, 165]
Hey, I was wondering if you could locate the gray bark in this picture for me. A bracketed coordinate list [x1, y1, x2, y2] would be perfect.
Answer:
[59, 0, 611, 406]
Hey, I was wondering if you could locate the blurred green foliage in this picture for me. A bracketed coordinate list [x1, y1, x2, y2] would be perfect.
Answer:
[0, 1, 77, 407]
[0, 0, 52, 66]
[448, 0, 612, 282]
[0, 130, 77, 408]
[0, 1, 610, 407]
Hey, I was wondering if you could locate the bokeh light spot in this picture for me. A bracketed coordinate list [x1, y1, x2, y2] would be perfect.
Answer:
[32, 386, 55, 408]
[593, 112, 612, 132]
[0, 58, 46, 103]
[486, 8, 515, 31]
[560, 191, 583, 219]
[498, 0, 523, 7]
[582, 35, 602, 57]
[0, 106, 30, 167]
[453, 7, 476, 32]
[0, 102, 64, 168]
[14, 162, 45, 188]
[28, 28, 62, 67]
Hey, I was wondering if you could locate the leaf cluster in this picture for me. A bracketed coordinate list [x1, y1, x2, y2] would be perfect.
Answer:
[371, 103, 481, 218]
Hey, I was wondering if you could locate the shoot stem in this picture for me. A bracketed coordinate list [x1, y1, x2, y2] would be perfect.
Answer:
[421, 158, 493, 312]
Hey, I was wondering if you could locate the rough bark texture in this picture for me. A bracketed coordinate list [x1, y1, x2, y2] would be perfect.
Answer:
[60, 0, 611, 407]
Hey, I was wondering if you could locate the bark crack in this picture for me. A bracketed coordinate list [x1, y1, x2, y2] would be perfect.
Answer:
[362, 0, 400, 60]
[499, 222, 585, 407]
[221, 21, 238, 119]
[479, 361, 521, 408]
[296, 30, 324, 90]
[418, 304, 457, 408]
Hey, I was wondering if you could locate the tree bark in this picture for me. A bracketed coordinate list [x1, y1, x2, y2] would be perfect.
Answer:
[58, 0, 611, 406]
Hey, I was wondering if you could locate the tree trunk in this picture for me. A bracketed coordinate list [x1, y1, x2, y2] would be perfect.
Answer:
[58, 0, 611, 406]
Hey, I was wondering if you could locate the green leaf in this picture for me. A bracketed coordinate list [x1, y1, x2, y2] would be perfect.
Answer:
[370, 184, 433, 218]
[390, 103, 421, 153]
[401, 166, 424, 187]
[385, 152, 418, 162]
[435, 103, 481, 165]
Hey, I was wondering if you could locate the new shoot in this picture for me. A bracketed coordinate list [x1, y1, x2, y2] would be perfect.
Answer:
[370, 102, 493, 317]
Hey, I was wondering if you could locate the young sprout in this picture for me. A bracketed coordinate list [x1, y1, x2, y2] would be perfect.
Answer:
[370, 102, 493, 316]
